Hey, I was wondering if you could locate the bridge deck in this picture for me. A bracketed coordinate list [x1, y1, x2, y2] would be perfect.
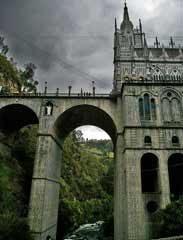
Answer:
[0, 93, 111, 99]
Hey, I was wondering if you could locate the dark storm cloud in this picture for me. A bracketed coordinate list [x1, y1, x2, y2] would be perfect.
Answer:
[0, 0, 182, 93]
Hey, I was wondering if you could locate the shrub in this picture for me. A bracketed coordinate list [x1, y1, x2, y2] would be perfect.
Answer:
[154, 197, 183, 238]
[0, 212, 33, 240]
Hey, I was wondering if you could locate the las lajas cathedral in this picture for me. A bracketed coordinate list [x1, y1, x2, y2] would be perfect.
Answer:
[112, 2, 183, 240]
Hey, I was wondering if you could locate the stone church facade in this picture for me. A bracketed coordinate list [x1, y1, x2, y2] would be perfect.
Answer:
[113, 2, 183, 239]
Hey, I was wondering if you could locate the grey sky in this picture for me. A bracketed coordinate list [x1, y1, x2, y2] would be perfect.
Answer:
[0, 0, 182, 94]
[0, 0, 182, 139]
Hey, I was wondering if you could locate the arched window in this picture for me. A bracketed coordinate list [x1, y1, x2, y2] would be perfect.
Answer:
[139, 94, 157, 121]
[168, 154, 183, 200]
[152, 68, 164, 82]
[172, 136, 179, 145]
[161, 91, 182, 123]
[144, 136, 152, 145]
[45, 102, 53, 116]
[141, 153, 159, 193]
[170, 69, 181, 82]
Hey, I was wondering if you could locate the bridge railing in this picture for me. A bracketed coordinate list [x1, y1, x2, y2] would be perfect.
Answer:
[0, 92, 111, 98]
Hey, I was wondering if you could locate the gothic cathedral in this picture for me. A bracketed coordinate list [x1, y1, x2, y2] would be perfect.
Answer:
[113, 2, 183, 239]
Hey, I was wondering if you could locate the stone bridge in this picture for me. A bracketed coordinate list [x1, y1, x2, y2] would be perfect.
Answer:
[0, 93, 124, 240]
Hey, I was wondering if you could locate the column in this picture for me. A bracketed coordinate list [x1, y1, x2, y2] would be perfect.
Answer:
[28, 133, 62, 240]
[125, 150, 145, 240]
[159, 150, 170, 208]
[114, 134, 126, 240]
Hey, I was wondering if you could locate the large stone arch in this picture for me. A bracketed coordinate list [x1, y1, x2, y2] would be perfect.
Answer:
[28, 103, 118, 240]
[53, 104, 117, 144]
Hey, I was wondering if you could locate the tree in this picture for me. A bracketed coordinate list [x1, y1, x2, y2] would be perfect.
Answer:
[20, 63, 38, 93]
[0, 36, 39, 240]
[154, 198, 183, 238]
[0, 36, 38, 94]
[57, 131, 114, 239]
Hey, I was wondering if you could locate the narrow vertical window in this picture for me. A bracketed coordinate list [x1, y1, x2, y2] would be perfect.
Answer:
[144, 94, 150, 120]
[151, 98, 156, 120]
[139, 98, 144, 120]
[171, 98, 181, 122]
[162, 98, 171, 122]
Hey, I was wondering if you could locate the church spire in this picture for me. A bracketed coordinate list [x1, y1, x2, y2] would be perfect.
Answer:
[123, 1, 130, 22]
[120, 1, 133, 31]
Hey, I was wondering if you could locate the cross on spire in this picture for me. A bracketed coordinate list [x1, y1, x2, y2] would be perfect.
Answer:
[169, 36, 175, 48]
[154, 37, 160, 48]
[123, 0, 129, 21]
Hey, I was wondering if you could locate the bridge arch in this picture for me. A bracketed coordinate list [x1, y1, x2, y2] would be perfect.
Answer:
[0, 103, 39, 134]
[0, 103, 39, 152]
[28, 103, 117, 240]
[53, 104, 117, 144]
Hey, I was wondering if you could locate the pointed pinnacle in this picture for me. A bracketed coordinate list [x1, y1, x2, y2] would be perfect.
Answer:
[115, 18, 117, 31]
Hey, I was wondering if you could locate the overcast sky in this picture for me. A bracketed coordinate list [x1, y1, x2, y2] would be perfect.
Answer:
[0, 0, 182, 139]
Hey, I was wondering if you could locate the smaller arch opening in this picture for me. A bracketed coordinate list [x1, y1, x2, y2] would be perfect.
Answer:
[168, 153, 183, 200]
[141, 153, 159, 193]
[45, 102, 53, 116]
[144, 136, 152, 145]
[172, 136, 179, 146]
[46, 236, 52, 240]
[147, 201, 158, 213]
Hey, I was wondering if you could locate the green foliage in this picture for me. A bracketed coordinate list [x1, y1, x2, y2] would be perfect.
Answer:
[0, 152, 23, 215]
[57, 131, 114, 238]
[0, 36, 38, 94]
[0, 213, 33, 240]
[12, 125, 38, 214]
[154, 198, 183, 238]
[0, 125, 37, 238]
[0, 54, 21, 91]
[0, 37, 38, 239]
[19, 63, 38, 93]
